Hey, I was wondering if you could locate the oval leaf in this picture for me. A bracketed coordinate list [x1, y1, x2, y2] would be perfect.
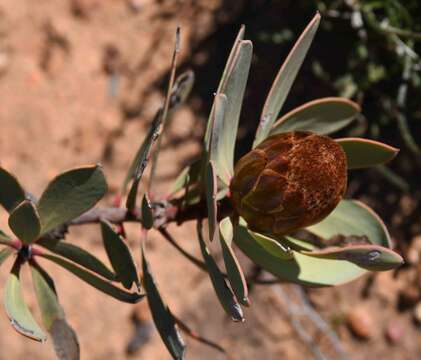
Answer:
[219, 218, 249, 306]
[8, 200, 41, 244]
[270, 97, 360, 136]
[30, 263, 80, 360]
[0, 167, 26, 213]
[30, 263, 64, 329]
[302, 244, 404, 271]
[336, 138, 399, 169]
[197, 222, 244, 321]
[4, 259, 46, 342]
[306, 200, 391, 248]
[100, 220, 139, 290]
[40, 254, 143, 303]
[37, 239, 115, 281]
[233, 222, 367, 286]
[142, 246, 186, 360]
[254, 13, 321, 146]
[37, 165, 107, 235]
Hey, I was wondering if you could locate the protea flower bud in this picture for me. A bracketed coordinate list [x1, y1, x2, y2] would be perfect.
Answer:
[230, 131, 347, 235]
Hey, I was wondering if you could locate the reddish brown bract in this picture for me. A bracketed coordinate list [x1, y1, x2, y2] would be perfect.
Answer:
[230, 131, 347, 235]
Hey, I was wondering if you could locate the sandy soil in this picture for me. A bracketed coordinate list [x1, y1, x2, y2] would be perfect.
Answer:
[0, 1, 419, 359]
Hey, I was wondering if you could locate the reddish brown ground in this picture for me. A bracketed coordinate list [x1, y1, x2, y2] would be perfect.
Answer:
[0, 1, 419, 359]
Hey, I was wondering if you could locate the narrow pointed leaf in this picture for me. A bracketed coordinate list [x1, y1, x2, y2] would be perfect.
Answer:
[208, 94, 229, 184]
[251, 231, 293, 260]
[204, 26, 245, 147]
[216, 40, 253, 179]
[302, 244, 404, 271]
[254, 13, 321, 146]
[0, 167, 26, 213]
[197, 222, 244, 321]
[205, 161, 218, 242]
[233, 221, 367, 286]
[270, 97, 360, 136]
[219, 218, 249, 306]
[123, 110, 161, 194]
[307, 200, 391, 248]
[4, 259, 46, 342]
[40, 254, 143, 303]
[37, 165, 107, 235]
[100, 220, 139, 290]
[336, 138, 399, 169]
[141, 195, 153, 230]
[142, 246, 186, 360]
[8, 200, 41, 244]
[0, 247, 13, 267]
[31, 262, 80, 360]
[37, 239, 115, 281]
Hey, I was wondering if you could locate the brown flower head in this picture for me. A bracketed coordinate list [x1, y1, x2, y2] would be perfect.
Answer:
[230, 131, 347, 235]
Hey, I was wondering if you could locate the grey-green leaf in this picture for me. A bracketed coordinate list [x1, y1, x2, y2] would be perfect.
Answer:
[0, 167, 26, 213]
[40, 254, 143, 303]
[250, 231, 294, 260]
[233, 221, 367, 286]
[142, 245, 186, 360]
[254, 13, 321, 146]
[307, 200, 391, 248]
[37, 239, 115, 281]
[4, 259, 46, 342]
[302, 244, 404, 271]
[100, 220, 139, 290]
[197, 222, 244, 321]
[219, 218, 249, 306]
[336, 138, 399, 169]
[8, 200, 41, 244]
[216, 40, 253, 180]
[208, 94, 229, 184]
[270, 97, 360, 135]
[37, 165, 107, 235]
[31, 262, 80, 360]
[204, 26, 245, 148]
[30, 263, 64, 329]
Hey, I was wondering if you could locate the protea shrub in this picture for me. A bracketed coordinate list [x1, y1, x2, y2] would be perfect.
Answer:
[0, 13, 403, 360]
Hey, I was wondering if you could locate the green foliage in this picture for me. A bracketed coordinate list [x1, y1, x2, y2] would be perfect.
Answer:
[37, 165, 107, 234]
[141, 246, 186, 360]
[8, 200, 41, 245]
[0, 13, 406, 360]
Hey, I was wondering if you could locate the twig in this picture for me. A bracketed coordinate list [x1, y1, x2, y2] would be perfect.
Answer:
[173, 315, 226, 354]
[270, 281, 349, 360]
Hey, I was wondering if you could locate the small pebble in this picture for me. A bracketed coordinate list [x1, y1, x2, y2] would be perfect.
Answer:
[385, 322, 404, 345]
[346, 307, 374, 340]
